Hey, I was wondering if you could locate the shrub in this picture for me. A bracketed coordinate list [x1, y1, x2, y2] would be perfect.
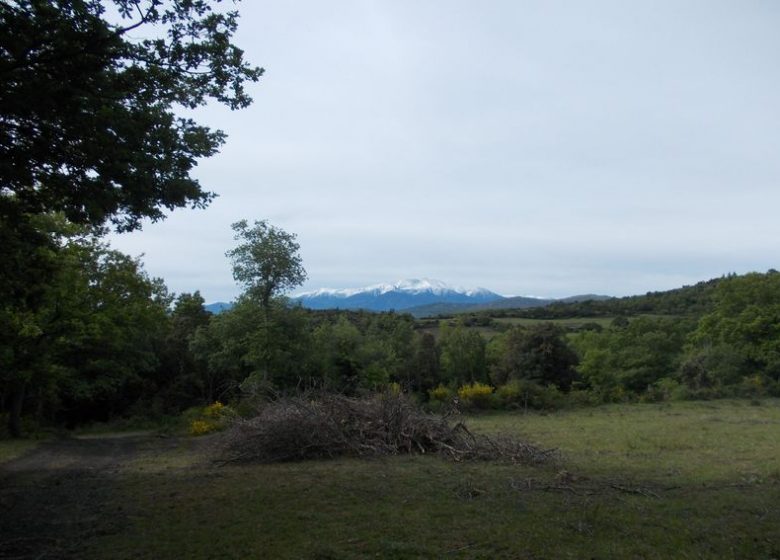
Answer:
[457, 382, 494, 409]
[204, 401, 226, 418]
[493, 380, 564, 410]
[735, 374, 767, 398]
[428, 384, 453, 403]
[495, 380, 523, 407]
[187, 401, 235, 436]
[190, 419, 217, 436]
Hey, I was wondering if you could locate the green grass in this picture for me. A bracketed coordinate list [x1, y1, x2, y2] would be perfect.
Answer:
[0, 439, 41, 464]
[492, 316, 617, 328]
[492, 314, 680, 329]
[469, 399, 780, 483]
[82, 400, 780, 559]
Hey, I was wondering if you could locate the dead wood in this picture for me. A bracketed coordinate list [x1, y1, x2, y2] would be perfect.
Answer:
[217, 392, 557, 465]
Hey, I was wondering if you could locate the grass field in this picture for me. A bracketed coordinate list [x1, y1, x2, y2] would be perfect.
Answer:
[492, 316, 617, 328]
[491, 314, 681, 329]
[0, 439, 40, 464]
[59, 399, 779, 559]
[2, 400, 778, 558]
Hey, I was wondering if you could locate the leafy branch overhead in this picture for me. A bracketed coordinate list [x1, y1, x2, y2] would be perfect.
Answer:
[0, 0, 262, 230]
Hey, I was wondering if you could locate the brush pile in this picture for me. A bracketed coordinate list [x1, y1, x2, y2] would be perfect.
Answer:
[218, 392, 557, 464]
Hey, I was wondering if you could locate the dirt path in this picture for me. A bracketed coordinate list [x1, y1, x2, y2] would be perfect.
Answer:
[0, 434, 177, 560]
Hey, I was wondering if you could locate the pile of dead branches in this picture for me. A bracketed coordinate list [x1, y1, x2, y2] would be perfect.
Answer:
[217, 392, 557, 465]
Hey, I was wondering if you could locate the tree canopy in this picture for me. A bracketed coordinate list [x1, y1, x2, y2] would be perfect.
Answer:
[227, 219, 307, 308]
[0, 0, 261, 230]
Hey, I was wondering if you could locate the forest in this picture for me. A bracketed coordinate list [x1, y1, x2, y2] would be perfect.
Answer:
[3, 209, 779, 437]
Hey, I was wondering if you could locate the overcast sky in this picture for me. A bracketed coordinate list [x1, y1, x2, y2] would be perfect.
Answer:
[109, 0, 780, 302]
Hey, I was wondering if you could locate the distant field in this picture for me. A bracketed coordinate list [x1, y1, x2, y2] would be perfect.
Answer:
[492, 313, 681, 328]
[16, 399, 767, 559]
[492, 316, 616, 328]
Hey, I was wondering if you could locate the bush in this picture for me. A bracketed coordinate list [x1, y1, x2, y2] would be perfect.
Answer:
[493, 380, 565, 410]
[457, 382, 494, 409]
[190, 419, 217, 436]
[428, 384, 453, 403]
[187, 401, 234, 436]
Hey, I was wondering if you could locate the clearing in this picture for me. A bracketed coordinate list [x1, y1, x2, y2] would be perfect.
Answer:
[1, 400, 779, 559]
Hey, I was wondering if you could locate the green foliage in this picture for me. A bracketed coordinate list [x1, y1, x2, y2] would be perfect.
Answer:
[1, 0, 261, 230]
[0, 0, 259, 434]
[310, 313, 418, 392]
[494, 379, 566, 410]
[190, 298, 315, 398]
[689, 272, 780, 382]
[490, 324, 579, 390]
[439, 320, 487, 385]
[573, 316, 694, 395]
[409, 332, 440, 392]
[153, 292, 213, 410]
[1, 218, 175, 432]
[226, 220, 307, 308]
[483, 276, 721, 321]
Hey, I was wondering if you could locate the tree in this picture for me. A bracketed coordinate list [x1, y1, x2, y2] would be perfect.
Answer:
[411, 332, 440, 393]
[489, 325, 579, 390]
[226, 220, 307, 309]
[52, 240, 172, 425]
[689, 271, 780, 382]
[439, 320, 487, 386]
[0, 1, 259, 435]
[0, 223, 173, 433]
[1, 0, 261, 230]
[0, 214, 62, 436]
[155, 291, 212, 409]
[573, 317, 693, 395]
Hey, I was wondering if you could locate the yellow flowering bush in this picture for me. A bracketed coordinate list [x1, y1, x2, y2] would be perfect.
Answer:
[428, 384, 453, 403]
[204, 401, 225, 418]
[457, 382, 494, 409]
[189, 419, 216, 436]
[188, 401, 234, 436]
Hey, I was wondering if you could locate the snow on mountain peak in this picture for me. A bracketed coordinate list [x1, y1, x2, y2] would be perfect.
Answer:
[295, 278, 496, 299]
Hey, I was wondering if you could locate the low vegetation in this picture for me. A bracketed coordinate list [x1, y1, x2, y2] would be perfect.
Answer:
[2, 400, 771, 559]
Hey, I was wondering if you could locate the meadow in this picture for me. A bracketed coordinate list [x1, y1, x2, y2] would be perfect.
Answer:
[4, 399, 776, 559]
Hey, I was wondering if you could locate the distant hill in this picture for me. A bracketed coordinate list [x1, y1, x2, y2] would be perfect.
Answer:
[483, 278, 725, 320]
[405, 294, 613, 318]
[292, 279, 504, 312]
[204, 302, 233, 314]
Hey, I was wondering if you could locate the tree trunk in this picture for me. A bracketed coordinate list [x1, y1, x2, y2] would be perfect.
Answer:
[8, 381, 26, 438]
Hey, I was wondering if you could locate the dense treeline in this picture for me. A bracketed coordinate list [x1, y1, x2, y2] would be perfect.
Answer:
[3, 214, 779, 437]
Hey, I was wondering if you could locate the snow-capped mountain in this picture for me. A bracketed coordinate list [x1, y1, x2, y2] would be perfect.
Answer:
[293, 278, 503, 312]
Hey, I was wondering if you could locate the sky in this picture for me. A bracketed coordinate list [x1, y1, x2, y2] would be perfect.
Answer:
[109, 0, 780, 303]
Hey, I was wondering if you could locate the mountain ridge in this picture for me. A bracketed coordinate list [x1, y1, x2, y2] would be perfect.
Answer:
[204, 279, 613, 316]
[292, 278, 504, 312]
